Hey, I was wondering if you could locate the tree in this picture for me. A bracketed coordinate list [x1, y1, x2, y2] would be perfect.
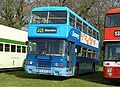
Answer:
[0, 0, 15, 27]
[0, 0, 28, 29]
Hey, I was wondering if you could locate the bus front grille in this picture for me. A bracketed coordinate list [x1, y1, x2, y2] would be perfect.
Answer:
[36, 59, 51, 68]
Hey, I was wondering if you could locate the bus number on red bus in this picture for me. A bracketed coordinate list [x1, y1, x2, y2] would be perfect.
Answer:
[114, 30, 120, 37]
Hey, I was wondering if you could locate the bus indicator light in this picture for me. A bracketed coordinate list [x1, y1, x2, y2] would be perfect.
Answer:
[59, 63, 63, 67]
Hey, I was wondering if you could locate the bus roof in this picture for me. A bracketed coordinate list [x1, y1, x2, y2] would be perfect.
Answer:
[31, 6, 99, 33]
[0, 24, 27, 42]
[106, 8, 120, 14]
[32, 6, 69, 11]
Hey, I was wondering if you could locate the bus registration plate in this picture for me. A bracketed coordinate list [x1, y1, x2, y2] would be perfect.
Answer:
[39, 70, 49, 73]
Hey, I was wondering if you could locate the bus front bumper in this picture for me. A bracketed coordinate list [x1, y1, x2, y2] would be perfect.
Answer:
[25, 65, 73, 77]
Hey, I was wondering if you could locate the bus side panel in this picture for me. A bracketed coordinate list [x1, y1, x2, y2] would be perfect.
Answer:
[77, 57, 99, 74]
[104, 27, 120, 41]
[0, 52, 26, 69]
[104, 61, 120, 78]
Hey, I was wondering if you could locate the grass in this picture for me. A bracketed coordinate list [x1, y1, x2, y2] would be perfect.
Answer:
[0, 67, 120, 87]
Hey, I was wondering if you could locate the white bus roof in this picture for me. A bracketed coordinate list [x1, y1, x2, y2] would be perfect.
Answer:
[0, 25, 28, 43]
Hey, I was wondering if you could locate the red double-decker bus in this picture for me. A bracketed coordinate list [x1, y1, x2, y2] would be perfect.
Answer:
[103, 8, 120, 78]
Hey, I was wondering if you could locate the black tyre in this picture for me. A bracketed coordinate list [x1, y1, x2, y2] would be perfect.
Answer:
[92, 63, 95, 73]
[75, 62, 79, 76]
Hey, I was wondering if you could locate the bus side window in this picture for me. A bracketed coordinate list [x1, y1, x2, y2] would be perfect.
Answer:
[88, 49, 92, 58]
[82, 47, 87, 57]
[97, 32, 99, 40]
[76, 18, 82, 31]
[83, 23, 87, 34]
[76, 45, 82, 57]
[17, 46, 21, 53]
[92, 50, 97, 58]
[95, 32, 97, 39]
[22, 46, 26, 53]
[5, 44, 10, 52]
[88, 27, 92, 36]
[11, 45, 16, 52]
[70, 13, 75, 27]
[93, 30, 96, 39]
[0, 43, 3, 51]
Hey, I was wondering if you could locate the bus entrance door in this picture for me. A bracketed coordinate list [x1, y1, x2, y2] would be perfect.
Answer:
[67, 42, 74, 75]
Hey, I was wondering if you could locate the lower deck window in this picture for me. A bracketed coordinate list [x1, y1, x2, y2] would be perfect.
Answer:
[22, 46, 26, 53]
[5, 44, 10, 52]
[11, 45, 16, 52]
[17, 46, 21, 53]
[0, 43, 3, 51]
[76, 45, 97, 58]
[0, 42, 27, 53]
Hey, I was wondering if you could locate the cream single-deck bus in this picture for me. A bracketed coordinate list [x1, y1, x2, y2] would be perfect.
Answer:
[0, 25, 27, 70]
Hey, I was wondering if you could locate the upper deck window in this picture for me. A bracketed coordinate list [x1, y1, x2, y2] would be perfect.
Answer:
[30, 11, 67, 24]
[105, 14, 120, 28]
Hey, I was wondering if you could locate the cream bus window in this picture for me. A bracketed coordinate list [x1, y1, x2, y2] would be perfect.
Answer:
[11, 45, 16, 52]
[0, 43, 3, 51]
[17, 46, 21, 53]
[5, 44, 10, 52]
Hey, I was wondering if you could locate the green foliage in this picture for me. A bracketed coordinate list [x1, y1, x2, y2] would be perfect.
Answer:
[0, 0, 27, 29]
[22, 59, 26, 70]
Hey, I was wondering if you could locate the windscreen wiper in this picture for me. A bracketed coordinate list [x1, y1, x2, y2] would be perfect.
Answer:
[35, 49, 47, 58]
[35, 51, 41, 58]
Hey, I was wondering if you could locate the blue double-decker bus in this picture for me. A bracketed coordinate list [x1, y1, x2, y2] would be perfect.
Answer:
[25, 6, 100, 77]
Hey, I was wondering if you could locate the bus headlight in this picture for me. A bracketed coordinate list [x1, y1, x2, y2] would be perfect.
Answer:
[26, 60, 33, 65]
[29, 61, 33, 65]
[55, 62, 59, 67]
[107, 68, 112, 73]
[55, 62, 63, 67]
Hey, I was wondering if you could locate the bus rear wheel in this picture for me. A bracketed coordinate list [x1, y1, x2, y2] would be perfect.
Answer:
[92, 63, 95, 73]
[75, 62, 79, 76]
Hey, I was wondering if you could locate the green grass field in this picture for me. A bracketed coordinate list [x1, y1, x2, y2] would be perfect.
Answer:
[0, 67, 120, 87]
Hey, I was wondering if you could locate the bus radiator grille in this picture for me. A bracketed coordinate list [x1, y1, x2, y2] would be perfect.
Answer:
[36, 59, 51, 68]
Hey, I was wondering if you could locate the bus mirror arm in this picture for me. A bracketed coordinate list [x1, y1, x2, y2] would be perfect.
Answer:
[26, 41, 28, 45]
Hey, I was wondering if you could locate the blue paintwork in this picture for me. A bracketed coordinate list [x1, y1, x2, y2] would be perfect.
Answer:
[31, 6, 99, 33]
[28, 24, 68, 39]
[26, 6, 100, 77]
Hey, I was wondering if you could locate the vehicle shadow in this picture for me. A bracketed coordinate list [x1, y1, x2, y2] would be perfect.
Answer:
[75, 71, 120, 86]
[3, 70, 120, 85]
[4, 70, 68, 81]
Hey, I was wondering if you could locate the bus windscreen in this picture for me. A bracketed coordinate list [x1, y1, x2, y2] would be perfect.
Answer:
[28, 39, 66, 56]
[30, 11, 67, 24]
[104, 42, 120, 60]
